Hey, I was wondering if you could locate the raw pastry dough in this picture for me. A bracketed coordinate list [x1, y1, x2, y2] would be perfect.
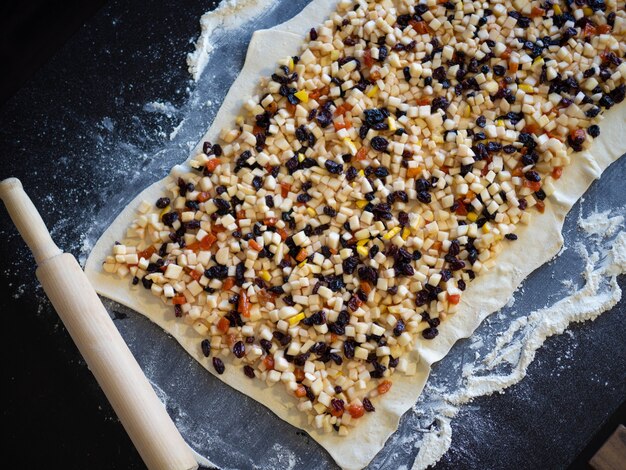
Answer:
[85, 1, 626, 468]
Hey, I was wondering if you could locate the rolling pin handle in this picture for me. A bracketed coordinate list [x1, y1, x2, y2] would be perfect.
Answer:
[0, 178, 63, 264]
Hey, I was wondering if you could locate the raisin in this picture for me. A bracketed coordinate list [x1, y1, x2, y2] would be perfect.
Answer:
[243, 365, 255, 378]
[232, 341, 245, 358]
[212, 357, 225, 374]
[201, 340, 211, 358]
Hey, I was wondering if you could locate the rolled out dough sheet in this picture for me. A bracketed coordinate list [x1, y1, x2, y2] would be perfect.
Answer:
[85, 0, 626, 468]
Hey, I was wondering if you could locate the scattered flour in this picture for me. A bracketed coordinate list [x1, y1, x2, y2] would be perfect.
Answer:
[409, 226, 626, 470]
[187, 0, 281, 81]
[169, 118, 186, 140]
[143, 101, 179, 117]
[578, 208, 624, 239]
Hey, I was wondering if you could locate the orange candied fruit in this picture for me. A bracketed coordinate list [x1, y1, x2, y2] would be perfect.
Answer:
[551, 167, 563, 180]
[347, 403, 365, 419]
[377, 380, 392, 395]
[217, 317, 230, 334]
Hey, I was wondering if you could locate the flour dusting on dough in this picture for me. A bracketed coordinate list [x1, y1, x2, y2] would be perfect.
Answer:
[187, 0, 281, 81]
[409, 221, 625, 470]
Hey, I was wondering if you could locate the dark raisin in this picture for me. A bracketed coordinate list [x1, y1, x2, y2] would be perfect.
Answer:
[201, 339, 211, 358]
[260, 339, 272, 354]
[173, 304, 183, 317]
[156, 197, 170, 208]
[378, 45, 388, 62]
[370, 136, 389, 152]
[331, 398, 345, 415]
[505, 233, 518, 240]
[205, 264, 229, 280]
[493, 65, 505, 76]
[587, 125, 600, 138]
[417, 191, 432, 204]
[161, 211, 179, 227]
[525, 170, 541, 182]
[212, 357, 225, 374]
[232, 341, 245, 358]
[325, 160, 344, 174]
[141, 276, 153, 289]
[243, 365, 255, 378]
[343, 340, 356, 359]
[422, 327, 439, 340]
[393, 319, 405, 337]
[431, 96, 450, 111]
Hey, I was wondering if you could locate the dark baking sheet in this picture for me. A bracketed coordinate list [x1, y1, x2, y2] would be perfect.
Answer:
[1, 0, 624, 468]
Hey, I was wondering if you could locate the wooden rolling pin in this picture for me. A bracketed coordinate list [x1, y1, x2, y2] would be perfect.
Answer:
[0, 178, 198, 470]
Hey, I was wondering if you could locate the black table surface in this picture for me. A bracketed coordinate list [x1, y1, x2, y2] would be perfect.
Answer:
[1, 1, 624, 469]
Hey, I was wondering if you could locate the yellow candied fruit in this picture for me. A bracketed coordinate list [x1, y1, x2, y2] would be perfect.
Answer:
[356, 245, 369, 257]
[307, 207, 316, 217]
[519, 84, 534, 93]
[294, 90, 309, 103]
[288, 57, 295, 72]
[259, 270, 271, 282]
[288, 312, 306, 326]
[464, 105, 471, 118]
[402, 227, 410, 240]
[298, 260, 307, 267]
[330, 50, 340, 61]
[298, 154, 305, 162]
[387, 116, 397, 131]
[482, 223, 491, 233]
[383, 226, 401, 240]
[235, 115, 245, 126]
[467, 212, 478, 222]
[553, 4, 562, 15]
[356, 200, 368, 209]
[533, 56, 544, 65]
[366, 85, 379, 98]
[496, 119, 505, 127]
[358, 169, 365, 177]
[356, 238, 369, 247]
[343, 137, 358, 155]
[583, 7, 593, 16]
[159, 207, 171, 219]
